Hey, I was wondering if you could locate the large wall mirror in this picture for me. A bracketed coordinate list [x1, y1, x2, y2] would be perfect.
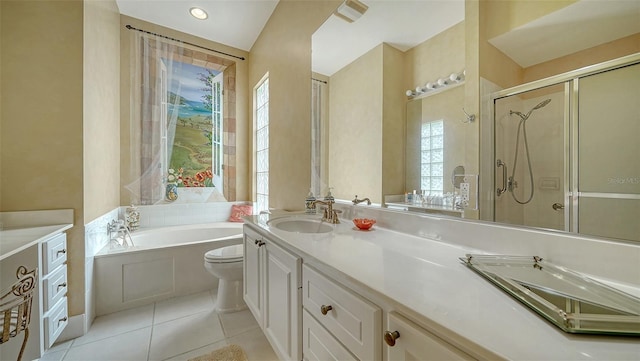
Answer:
[312, 0, 640, 243]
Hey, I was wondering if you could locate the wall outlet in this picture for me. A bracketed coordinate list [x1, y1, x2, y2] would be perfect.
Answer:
[460, 182, 470, 207]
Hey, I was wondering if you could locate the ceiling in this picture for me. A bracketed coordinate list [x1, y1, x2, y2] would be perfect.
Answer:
[115, 0, 279, 51]
[115, 1, 639, 75]
[114, 0, 466, 76]
[489, 0, 640, 68]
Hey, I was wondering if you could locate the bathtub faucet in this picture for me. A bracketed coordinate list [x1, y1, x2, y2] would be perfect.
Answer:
[107, 219, 135, 248]
[352, 195, 371, 205]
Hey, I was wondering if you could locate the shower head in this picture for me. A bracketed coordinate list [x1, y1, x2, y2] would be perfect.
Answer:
[533, 98, 552, 110]
[510, 98, 551, 121]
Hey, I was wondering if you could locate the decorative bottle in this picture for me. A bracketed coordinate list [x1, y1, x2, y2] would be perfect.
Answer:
[125, 204, 140, 231]
[324, 187, 335, 202]
[305, 189, 316, 214]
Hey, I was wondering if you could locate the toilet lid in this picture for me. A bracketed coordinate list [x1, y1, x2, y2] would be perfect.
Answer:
[205, 244, 244, 263]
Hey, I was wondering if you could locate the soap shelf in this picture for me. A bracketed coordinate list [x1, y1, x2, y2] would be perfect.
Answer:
[461, 254, 640, 336]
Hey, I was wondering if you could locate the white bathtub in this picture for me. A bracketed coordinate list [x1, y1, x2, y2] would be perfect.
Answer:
[94, 223, 244, 316]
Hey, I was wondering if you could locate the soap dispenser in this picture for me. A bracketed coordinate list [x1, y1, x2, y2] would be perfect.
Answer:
[305, 189, 316, 214]
[324, 187, 335, 202]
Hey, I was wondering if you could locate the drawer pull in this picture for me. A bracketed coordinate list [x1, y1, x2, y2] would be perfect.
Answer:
[57, 282, 67, 291]
[320, 305, 333, 315]
[384, 330, 400, 347]
[256, 240, 265, 247]
[57, 249, 67, 256]
[58, 316, 68, 325]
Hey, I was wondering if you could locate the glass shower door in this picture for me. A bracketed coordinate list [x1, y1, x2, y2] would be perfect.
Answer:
[494, 83, 567, 231]
[576, 63, 640, 241]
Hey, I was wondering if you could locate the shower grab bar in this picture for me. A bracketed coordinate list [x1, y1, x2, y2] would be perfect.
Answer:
[496, 159, 507, 196]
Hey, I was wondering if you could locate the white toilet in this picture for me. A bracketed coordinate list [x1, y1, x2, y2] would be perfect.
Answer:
[204, 244, 247, 313]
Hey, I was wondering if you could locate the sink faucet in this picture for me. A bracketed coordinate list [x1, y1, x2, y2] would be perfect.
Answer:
[352, 195, 371, 205]
[312, 199, 340, 224]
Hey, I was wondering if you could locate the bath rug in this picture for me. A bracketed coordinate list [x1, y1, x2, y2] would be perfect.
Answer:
[188, 344, 248, 361]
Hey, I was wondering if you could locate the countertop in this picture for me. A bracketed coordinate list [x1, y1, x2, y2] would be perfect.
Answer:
[246, 213, 640, 360]
[0, 224, 73, 261]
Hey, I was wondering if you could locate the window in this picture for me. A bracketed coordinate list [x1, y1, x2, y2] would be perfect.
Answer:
[421, 120, 444, 196]
[255, 77, 269, 213]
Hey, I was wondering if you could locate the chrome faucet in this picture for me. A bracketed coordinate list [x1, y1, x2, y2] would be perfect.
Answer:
[107, 219, 135, 247]
[312, 199, 340, 224]
[352, 195, 371, 205]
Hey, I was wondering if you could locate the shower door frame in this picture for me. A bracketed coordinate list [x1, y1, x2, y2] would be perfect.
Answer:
[482, 52, 640, 234]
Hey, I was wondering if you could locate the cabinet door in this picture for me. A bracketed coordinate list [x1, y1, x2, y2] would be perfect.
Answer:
[264, 240, 302, 361]
[243, 227, 264, 326]
[386, 312, 473, 361]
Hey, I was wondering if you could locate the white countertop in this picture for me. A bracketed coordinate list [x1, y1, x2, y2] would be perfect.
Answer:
[246, 213, 640, 360]
[0, 224, 73, 261]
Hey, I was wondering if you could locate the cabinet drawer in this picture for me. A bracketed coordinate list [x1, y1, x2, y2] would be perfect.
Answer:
[44, 298, 68, 348]
[386, 312, 474, 360]
[43, 264, 68, 312]
[42, 233, 67, 274]
[302, 265, 381, 361]
[303, 310, 357, 361]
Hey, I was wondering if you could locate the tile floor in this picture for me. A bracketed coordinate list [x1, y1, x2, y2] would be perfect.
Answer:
[40, 290, 278, 361]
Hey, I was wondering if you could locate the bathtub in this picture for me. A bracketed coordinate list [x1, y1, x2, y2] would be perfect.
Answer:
[94, 223, 244, 316]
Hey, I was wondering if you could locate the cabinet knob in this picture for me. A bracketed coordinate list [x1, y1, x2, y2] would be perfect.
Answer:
[254, 239, 265, 247]
[320, 305, 333, 315]
[384, 330, 400, 347]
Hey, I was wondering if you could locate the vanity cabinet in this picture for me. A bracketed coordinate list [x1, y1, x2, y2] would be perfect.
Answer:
[40, 232, 69, 350]
[244, 224, 476, 361]
[243, 226, 302, 361]
[385, 312, 473, 361]
[302, 264, 381, 361]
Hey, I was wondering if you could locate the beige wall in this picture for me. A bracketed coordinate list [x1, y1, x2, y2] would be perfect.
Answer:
[84, 0, 120, 222]
[381, 44, 405, 199]
[1, 0, 87, 316]
[249, 0, 340, 210]
[329, 44, 384, 202]
[119, 16, 250, 204]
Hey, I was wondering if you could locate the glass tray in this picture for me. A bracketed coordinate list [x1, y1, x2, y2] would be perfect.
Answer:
[460, 254, 640, 336]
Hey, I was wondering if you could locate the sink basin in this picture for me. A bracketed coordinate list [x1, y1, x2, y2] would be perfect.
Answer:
[267, 218, 333, 234]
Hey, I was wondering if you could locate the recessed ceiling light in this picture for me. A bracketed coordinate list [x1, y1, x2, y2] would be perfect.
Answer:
[189, 7, 208, 20]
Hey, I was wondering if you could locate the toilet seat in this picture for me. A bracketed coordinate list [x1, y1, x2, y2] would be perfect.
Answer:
[205, 244, 243, 263]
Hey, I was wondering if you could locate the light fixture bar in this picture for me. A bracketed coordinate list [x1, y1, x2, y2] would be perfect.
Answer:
[334, 0, 368, 23]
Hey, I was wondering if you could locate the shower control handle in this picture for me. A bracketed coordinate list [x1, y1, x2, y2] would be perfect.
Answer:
[496, 159, 507, 196]
[552, 203, 564, 211]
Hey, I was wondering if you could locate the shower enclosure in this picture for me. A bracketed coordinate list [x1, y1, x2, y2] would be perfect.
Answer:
[489, 54, 640, 242]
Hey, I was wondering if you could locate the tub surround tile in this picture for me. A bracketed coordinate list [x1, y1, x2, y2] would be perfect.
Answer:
[127, 202, 252, 229]
[149, 310, 226, 360]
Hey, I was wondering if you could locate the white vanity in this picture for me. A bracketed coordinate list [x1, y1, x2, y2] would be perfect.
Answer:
[0, 209, 73, 360]
[243, 206, 640, 360]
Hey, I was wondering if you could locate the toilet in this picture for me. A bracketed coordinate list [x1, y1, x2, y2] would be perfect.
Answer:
[204, 244, 247, 313]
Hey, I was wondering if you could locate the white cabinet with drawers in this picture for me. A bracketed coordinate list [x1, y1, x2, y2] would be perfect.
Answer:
[243, 226, 302, 361]
[302, 264, 381, 361]
[244, 223, 477, 361]
[385, 312, 473, 361]
[40, 232, 69, 350]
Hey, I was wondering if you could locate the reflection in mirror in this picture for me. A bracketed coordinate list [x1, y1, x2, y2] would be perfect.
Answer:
[492, 58, 640, 242]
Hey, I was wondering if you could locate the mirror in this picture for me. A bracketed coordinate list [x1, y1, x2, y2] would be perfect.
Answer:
[312, 0, 640, 242]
